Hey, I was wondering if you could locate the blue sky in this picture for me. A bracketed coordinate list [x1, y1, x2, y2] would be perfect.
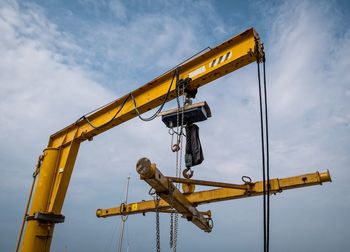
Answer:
[0, 0, 349, 251]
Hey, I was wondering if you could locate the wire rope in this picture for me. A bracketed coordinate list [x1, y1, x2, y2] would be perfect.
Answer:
[257, 50, 270, 252]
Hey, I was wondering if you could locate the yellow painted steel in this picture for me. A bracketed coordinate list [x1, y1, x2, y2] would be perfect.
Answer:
[21, 148, 58, 252]
[96, 170, 332, 219]
[20, 28, 264, 251]
[167, 176, 250, 190]
[136, 158, 212, 232]
[49, 28, 262, 149]
[47, 134, 80, 214]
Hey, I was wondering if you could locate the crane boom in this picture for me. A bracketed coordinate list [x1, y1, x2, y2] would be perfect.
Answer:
[96, 165, 331, 220]
[49, 28, 262, 149]
[96, 158, 331, 233]
[19, 28, 264, 251]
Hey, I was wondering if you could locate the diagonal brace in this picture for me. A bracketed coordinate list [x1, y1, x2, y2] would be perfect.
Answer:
[135, 158, 212, 232]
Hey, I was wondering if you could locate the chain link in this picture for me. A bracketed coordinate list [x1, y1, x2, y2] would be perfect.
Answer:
[169, 181, 175, 249]
[154, 195, 161, 252]
[168, 75, 187, 251]
[169, 211, 174, 248]
[173, 213, 179, 252]
[172, 80, 186, 252]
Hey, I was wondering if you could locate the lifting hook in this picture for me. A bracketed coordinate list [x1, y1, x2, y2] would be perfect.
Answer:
[183, 167, 194, 179]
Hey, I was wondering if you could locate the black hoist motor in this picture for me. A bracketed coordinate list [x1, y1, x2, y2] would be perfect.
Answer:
[160, 101, 211, 178]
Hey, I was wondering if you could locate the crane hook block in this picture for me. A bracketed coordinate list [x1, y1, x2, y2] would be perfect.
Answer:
[159, 101, 211, 128]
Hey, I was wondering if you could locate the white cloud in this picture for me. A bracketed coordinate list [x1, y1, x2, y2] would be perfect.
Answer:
[0, 0, 349, 251]
[0, 1, 113, 192]
[67, 0, 227, 89]
[263, 1, 350, 176]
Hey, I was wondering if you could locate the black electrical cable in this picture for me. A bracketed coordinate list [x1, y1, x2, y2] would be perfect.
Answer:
[79, 67, 178, 130]
[79, 93, 131, 130]
[257, 48, 271, 252]
[257, 59, 267, 252]
[262, 56, 270, 252]
[79, 68, 177, 130]
[131, 68, 178, 122]
[79, 45, 208, 128]
[165, 47, 211, 76]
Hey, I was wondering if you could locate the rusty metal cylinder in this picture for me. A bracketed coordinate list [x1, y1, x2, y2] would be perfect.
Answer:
[319, 170, 332, 183]
[182, 183, 196, 194]
[136, 157, 155, 179]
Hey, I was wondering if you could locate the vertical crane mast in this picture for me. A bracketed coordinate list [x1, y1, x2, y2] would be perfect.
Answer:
[19, 28, 264, 251]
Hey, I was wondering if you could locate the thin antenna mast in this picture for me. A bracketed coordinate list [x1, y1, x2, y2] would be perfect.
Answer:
[118, 175, 130, 252]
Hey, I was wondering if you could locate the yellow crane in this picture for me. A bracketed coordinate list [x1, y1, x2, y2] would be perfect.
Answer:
[16, 28, 331, 251]
[97, 158, 331, 233]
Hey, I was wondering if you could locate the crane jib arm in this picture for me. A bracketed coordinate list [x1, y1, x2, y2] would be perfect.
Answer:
[49, 28, 263, 149]
[20, 28, 263, 252]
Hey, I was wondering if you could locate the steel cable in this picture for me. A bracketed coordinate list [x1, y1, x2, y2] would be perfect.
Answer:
[257, 59, 267, 252]
[263, 56, 270, 252]
[257, 51, 270, 252]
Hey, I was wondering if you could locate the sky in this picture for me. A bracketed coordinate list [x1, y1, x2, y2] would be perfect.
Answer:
[0, 0, 349, 251]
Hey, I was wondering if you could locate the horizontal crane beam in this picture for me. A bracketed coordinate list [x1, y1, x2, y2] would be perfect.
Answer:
[96, 170, 331, 218]
[48, 28, 263, 149]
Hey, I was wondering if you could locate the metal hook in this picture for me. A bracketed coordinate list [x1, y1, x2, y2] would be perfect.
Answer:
[149, 187, 156, 196]
[172, 143, 180, 152]
[182, 167, 194, 179]
[242, 175, 252, 184]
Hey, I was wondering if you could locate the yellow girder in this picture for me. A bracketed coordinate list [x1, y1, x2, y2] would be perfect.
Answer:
[20, 28, 264, 251]
[96, 170, 331, 220]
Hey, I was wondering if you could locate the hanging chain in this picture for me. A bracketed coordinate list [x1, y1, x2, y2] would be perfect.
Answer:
[169, 75, 180, 249]
[169, 209, 174, 248]
[173, 212, 179, 252]
[179, 81, 185, 182]
[154, 194, 161, 252]
[169, 178, 175, 249]
[171, 80, 186, 252]
[170, 73, 180, 249]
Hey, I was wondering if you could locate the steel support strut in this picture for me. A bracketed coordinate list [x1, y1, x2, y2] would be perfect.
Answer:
[136, 158, 212, 232]
[20, 135, 81, 252]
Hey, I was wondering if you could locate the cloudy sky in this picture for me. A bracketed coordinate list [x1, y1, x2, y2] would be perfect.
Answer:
[0, 0, 349, 251]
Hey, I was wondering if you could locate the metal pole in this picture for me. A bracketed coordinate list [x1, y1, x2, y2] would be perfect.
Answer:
[118, 175, 130, 252]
